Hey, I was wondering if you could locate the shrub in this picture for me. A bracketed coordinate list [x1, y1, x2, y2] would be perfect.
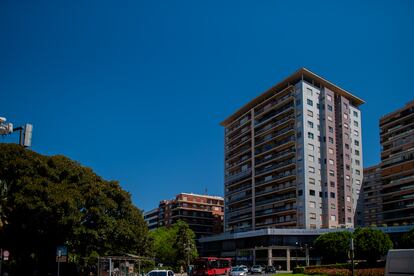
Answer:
[292, 266, 305, 274]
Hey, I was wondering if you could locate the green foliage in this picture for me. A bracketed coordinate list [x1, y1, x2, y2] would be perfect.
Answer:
[354, 228, 393, 264]
[292, 266, 305, 274]
[0, 144, 151, 275]
[313, 231, 353, 264]
[150, 220, 198, 269]
[399, 228, 414, 249]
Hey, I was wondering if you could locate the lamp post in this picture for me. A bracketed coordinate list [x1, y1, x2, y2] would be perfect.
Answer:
[295, 242, 299, 268]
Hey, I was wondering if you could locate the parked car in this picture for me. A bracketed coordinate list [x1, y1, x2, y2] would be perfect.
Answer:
[385, 249, 414, 276]
[265, 266, 276, 273]
[230, 266, 248, 276]
[238, 265, 248, 273]
[250, 265, 263, 274]
[146, 270, 175, 276]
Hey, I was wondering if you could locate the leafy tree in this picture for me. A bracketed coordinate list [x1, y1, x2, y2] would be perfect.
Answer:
[400, 228, 414, 249]
[354, 228, 393, 264]
[174, 220, 198, 267]
[150, 226, 177, 266]
[313, 231, 353, 264]
[0, 144, 152, 275]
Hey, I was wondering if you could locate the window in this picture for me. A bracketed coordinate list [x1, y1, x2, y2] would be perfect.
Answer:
[310, 212, 316, 219]
[307, 110, 314, 117]
[344, 113, 348, 119]
[353, 111, 358, 117]
[344, 103, 348, 109]
[346, 196, 351, 202]
[355, 150, 360, 156]
[330, 203, 336, 209]
[307, 99, 313, 106]
[327, 95, 332, 101]
[354, 121, 359, 127]
[330, 181, 335, 187]
[329, 137, 334, 143]
[308, 132, 314, 139]
[355, 159, 360, 166]
[329, 159, 334, 165]
[328, 148, 334, 154]
[354, 140, 359, 146]
[346, 175, 351, 180]
[354, 130, 359, 137]
[309, 189, 316, 196]
[328, 105, 333, 111]
[297, 131, 302, 138]
[307, 87, 313, 96]
[347, 207, 352, 212]
[328, 115, 333, 122]
[309, 201, 316, 208]
[308, 155, 315, 162]
[330, 192, 336, 198]
[308, 121, 314, 128]
[329, 126, 334, 133]
[347, 217, 352, 223]
[346, 164, 350, 170]
[329, 170, 335, 176]
[309, 166, 315, 173]
[298, 190, 303, 196]
[331, 215, 336, 221]
[356, 170, 361, 175]
[309, 178, 316, 185]
[344, 123, 349, 129]
[308, 143, 314, 151]
[345, 143, 350, 149]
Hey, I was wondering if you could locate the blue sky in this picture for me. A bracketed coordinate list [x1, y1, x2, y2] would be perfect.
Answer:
[1, 0, 413, 211]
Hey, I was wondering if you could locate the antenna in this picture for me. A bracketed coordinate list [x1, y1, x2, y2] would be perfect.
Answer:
[205, 188, 208, 195]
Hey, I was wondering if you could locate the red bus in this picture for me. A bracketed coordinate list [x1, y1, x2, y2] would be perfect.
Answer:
[193, 257, 232, 276]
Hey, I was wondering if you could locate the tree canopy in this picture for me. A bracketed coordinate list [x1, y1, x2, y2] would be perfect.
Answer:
[0, 144, 151, 275]
[354, 228, 393, 264]
[313, 231, 353, 264]
[399, 228, 414, 249]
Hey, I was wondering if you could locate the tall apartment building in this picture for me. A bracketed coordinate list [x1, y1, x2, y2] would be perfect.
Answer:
[144, 208, 159, 230]
[222, 68, 364, 232]
[380, 100, 414, 225]
[145, 193, 224, 239]
[359, 165, 382, 226]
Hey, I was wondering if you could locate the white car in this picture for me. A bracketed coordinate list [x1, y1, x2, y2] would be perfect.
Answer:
[146, 270, 175, 276]
[230, 266, 247, 276]
[250, 265, 263, 274]
[238, 265, 248, 273]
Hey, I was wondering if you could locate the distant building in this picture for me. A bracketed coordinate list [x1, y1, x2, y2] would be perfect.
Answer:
[221, 68, 364, 231]
[380, 100, 414, 226]
[144, 193, 224, 239]
[143, 208, 159, 230]
[358, 165, 382, 226]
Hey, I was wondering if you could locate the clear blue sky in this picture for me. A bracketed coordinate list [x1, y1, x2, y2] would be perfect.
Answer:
[1, 0, 413, 211]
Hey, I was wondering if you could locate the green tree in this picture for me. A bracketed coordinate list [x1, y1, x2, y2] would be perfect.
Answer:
[150, 226, 177, 266]
[313, 231, 353, 264]
[173, 220, 198, 268]
[354, 228, 393, 264]
[0, 144, 152, 275]
[400, 228, 414, 248]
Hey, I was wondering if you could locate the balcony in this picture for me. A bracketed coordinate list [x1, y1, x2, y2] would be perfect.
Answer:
[255, 148, 295, 166]
[255, 206, 296, 218]
[227, 192, 252, 204]
[255, 114, 295, 137]
[255, 136, 295, 156]
[255, 169, 295, 187]
[255, 193, 296, 207]
[255, 91, 294, 118]
[255, 159, 295, 177]
[255, 126, 295, 147]
[226, 183, 252, 196]
[255, 182, 296, 197]
[255, 102, 295, 127]
[225, 168, 252, 185]
[225, 145, 251, 161]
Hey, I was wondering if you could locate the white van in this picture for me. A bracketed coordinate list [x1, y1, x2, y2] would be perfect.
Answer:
[385, 249, 414, 276]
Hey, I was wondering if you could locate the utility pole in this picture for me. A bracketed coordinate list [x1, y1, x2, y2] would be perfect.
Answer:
[350, 238, 355, 276]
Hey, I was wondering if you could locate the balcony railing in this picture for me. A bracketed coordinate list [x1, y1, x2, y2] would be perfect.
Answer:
[255, 182, 296, 197]
[255, 92, 294, 117]
[225, 168, 252, 185]
[255, 136, 295, 155]
[255, 126, 295, 146]
[255, 170, 295, 186]
[255, 193, 296, 207]
[255, 102, 294, 126]
[255, 115, 295, 136]
[255, 148, 295, 166]
[255, 206, 296, 217]
[255, 159, 295, 176]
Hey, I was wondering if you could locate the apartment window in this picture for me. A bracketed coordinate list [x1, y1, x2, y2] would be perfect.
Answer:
[347, 185, 351, 191]
[345, 143, 350, 149]
[353, 111, 358, 117]
[347, 207, 352, 213]
[309, 166, 315, 173]
[355, 159, 360, 166]
[331, 215, 336, 221]
[329, 170, 335, 176]
[329, 137, 334, 144]
[327, 95, 332, 101]
[346, 164, 350, 170]
[328, 115, 333, 122]
[308, 121, 314, 128]
[307, 99, 313, 106]
[356, 179, 361, 185]
[328, 148, 334, 154]
[297, 131, 302, 138]
[328, 126, 334, 133]
[309, 201, 316, 208]
[310, 189, 316, 196]
[329, 159, 334, 165]
[330, 192, 336, 198]
[355, 150, 360, 156]
[298, 190, 303, 196]
[354, 130, 359, 137]
[307, 87, 313, 96]
[310, 212, 316, 219]
[265, 175, 272, 182]
[308, 155, 315, 162]
[328, 105, 333, 111]
[356, 170, 361, 175]
[344, 103, 348, 109]
[344, 113, 348, 119]
[347, 217, 352, 223]
[345, 154, 350, 160]
[347, 196, 351, 202]
[330, 181, 335, 187]
[346, 175, 351, 180]
[344, 123, 349, 129]
[308, 132, 314, 139]
[354, 121, 359, 127]
[309, 178, 316, 185]
[330, 203, 336, 209]
[308, 143, 314, 151]
[307, 110, 314, 117]
[354, 140, 360, 146]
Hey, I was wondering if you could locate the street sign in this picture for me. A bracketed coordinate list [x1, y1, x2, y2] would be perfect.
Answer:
[3, 250, 9, 261]
[56, 246, 68, 263]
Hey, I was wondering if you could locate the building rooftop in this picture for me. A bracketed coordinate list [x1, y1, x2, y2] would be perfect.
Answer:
[178, 192, 224, 200]
[221, 67, 365, 127]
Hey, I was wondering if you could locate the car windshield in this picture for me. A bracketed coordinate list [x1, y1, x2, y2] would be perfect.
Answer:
[148, 272, 167, 276]
[252, 265, 260, 268]
[232, 267, 244, 271]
